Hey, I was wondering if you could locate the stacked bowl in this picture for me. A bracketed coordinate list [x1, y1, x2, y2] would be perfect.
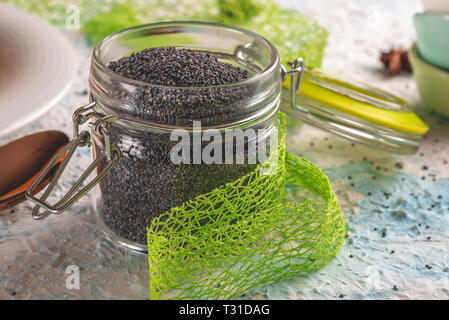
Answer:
[410, 0, 449, 118]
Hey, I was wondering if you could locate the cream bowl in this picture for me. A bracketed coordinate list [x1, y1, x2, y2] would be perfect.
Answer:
[421, 0, 449, 13]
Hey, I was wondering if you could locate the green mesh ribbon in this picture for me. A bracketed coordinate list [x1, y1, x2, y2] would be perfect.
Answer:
[147, 114, 345, 300]
[7, 0, 328, 67]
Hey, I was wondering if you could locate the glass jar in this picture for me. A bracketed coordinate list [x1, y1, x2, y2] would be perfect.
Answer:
[27, 22, 290, 252]
[26, 21, 428, 253]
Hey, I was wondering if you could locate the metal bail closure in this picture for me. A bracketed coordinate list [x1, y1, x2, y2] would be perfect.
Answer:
[281, 58, 306, 113]
[25, 102, 120, 220]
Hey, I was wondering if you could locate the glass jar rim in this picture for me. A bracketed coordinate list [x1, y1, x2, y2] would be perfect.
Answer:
[92, 21, 280, 90]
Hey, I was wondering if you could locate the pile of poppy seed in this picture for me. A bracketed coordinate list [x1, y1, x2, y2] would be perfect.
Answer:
[97, 47, 260, 245]
[108, 47, 249, 86]
[107, 47, 252, 124]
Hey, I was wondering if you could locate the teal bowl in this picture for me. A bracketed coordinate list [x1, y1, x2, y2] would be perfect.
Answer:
[409, 43, 449, 119]
[414, 13, 449, 70]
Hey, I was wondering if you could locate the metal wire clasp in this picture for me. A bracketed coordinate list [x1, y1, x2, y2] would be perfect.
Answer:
[281, 57, 306, 113]
[25, 102, 120, 220]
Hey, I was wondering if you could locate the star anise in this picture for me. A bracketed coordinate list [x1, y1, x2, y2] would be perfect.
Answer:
[380, 49, 412, 76]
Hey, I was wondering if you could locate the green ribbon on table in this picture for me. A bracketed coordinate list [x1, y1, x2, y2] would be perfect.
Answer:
[7, 0, 328, 68]
[147, 113, 346, 300]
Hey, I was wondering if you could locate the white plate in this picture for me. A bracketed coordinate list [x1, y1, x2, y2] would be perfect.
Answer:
[0, 3, 77, 137]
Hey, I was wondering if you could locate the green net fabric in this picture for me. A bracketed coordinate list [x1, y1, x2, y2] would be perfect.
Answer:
[6, 0, 327, 68]
[147, 114, 346, 300]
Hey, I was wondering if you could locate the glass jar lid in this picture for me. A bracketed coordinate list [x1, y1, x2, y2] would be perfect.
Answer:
[281, 68, 428, 154]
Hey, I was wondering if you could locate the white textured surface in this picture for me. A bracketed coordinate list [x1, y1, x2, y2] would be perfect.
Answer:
[1, 0, 449, 300]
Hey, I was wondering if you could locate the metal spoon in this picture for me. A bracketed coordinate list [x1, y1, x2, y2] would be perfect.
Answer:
[0, 131, 69, 211]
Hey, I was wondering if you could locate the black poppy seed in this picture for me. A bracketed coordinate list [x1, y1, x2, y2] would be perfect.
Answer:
[425, 264, 432, 269]
[338, 294, 345, 298]
[7, 288, 16, 296]
[422, 165, 428, 170]
[394, 162, 403, 169]
[390, 250, 395, 254]
[392, 285, 398, 291]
